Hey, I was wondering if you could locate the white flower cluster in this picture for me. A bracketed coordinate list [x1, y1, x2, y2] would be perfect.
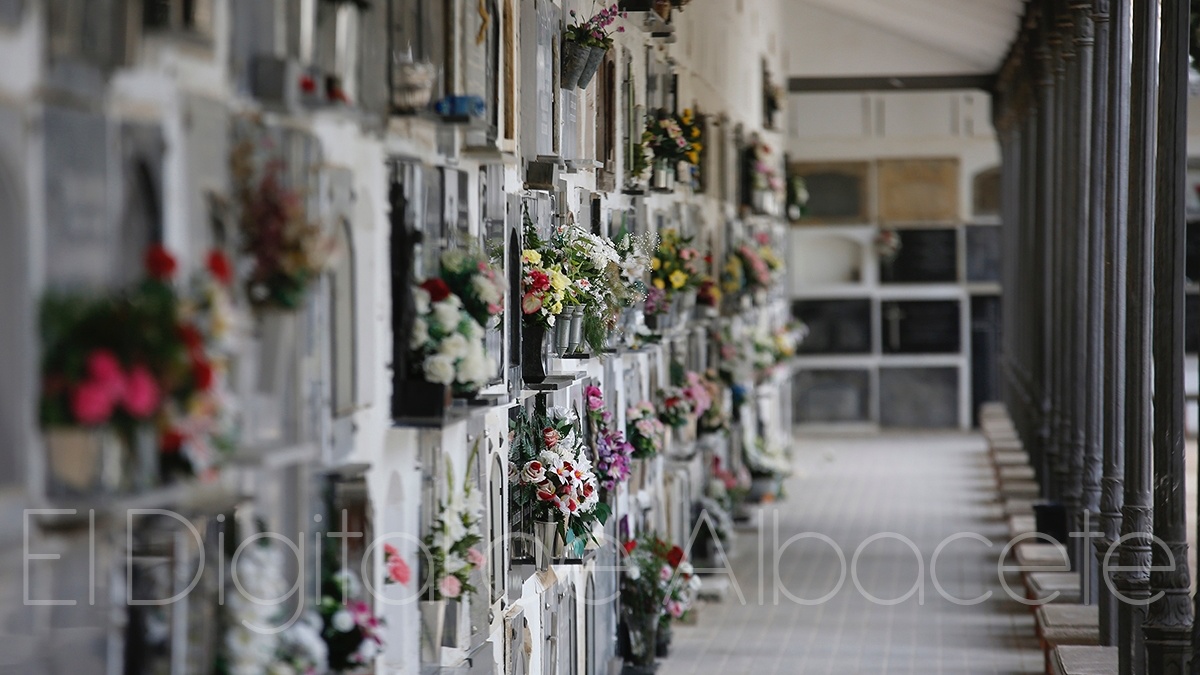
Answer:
[411, 288, 495, 389]
[223, 541, 287, 675]
[273, 611, 328, 674]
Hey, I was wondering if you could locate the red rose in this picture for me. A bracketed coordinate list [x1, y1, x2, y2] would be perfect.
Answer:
[299, 75, 317, 93]
[623, 540, 637, 555]
[543, 427, 560, 448]
[206, 250, 233, 285]
[193, 358, 214, 391]
[667, 546, 684, 568]
[529, 270, 551, 292]
[160, 428, 185, 454]
[536, 486, 556, 501]
[144, 244, 177, 280]
[178, 324, 204, 353]
[420, 278, 452, 302]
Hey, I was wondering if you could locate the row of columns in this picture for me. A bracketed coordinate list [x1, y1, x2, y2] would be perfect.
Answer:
[994, 0, 1193, 672]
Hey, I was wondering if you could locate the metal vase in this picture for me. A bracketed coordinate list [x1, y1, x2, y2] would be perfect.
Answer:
[561, 40, 590, 90]
[534, 520, 561, 570]
[651, 158, 675, 192]
[568, 308, 585, 352]
[553, 310, 573, 354]
[419, 600, 447, 664]
[577, 45, 608, 89]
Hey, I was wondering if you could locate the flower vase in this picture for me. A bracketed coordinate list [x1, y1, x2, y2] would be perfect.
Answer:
[561, 40, 590, 90]
[656, 622, 672, 657]
[651, 158, 675, 192]
[676, 161, 691, 188]
[534, 520, 562, 570]
[553, 312, 573, 355]
[568, 308, 585, 353]
[577, 45, 608, 89]
[44, 426, 157, 497]
[674, 290, 696, 331]
[522, 322, 550, 385]
[394, 379, 450, 420]
[623, 608, 661, 668]
[419, 600, 447, 664]
[392, 60, 436, 112]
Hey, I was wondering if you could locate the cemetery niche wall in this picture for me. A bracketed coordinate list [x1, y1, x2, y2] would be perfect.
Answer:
[3, 1, 801, 674]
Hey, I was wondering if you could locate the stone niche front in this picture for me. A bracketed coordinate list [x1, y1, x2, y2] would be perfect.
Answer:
[794, 369, 871, 423]
[792, 299, 873, 355]
[879, 367, 959, 428]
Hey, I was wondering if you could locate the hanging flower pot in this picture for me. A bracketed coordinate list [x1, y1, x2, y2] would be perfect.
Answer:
[522, 322, 550, 385]
[651, 158, 675, 192]
[561, 39, 591, 89]
[534, 519, 562, 570]
[419, 599, 447, 664]
[577, 45, 608, 89]
[44, 426, 157, 498]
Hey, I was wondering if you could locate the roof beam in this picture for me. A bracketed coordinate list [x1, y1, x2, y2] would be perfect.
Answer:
[788, 73, 997, 93]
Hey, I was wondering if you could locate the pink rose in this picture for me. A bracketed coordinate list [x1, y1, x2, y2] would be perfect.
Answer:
[439, 575, 462, 599]
[384, 543, 399, 558]
[388, 556, 411, 585]
[587, 395, 604, 412]
[71, 380, 116, 425]
[466, 548, 487, 569]
[122, 366, 160, 418]
[659, 565, 673, 581]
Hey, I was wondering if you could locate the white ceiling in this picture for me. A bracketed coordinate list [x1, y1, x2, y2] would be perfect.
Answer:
[784, 0, 1027, 77]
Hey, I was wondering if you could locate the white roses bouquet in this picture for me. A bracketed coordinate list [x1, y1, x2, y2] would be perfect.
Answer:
[509, 406, 613, 548]
[410, 278, 496, 394]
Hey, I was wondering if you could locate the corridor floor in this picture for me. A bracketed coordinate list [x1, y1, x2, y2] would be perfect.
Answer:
[662, 432, 1043, 675]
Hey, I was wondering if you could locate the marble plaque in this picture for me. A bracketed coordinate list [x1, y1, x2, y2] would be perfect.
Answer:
[794, 369, 870, 423]
[792, 299, 872, 354]
[880, 228, 958, 284]
[966, 225, 1001, 283]
[44, 107, 118, 288]
[879, 367, 959, 428]
[790, 161, 870, 224]
[880, 300, 961, 354]
[878, 157, 960, 224]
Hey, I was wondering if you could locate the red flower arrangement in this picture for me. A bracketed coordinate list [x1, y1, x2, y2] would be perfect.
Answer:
[40, 245, 238, 481]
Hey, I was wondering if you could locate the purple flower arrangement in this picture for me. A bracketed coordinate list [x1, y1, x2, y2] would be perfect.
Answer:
[585, 385, 635, 491]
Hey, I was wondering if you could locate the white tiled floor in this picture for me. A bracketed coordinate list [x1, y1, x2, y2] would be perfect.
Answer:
[660, 432, 1043, 675]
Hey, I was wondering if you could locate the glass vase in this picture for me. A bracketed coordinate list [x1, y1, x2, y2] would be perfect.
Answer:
[623, 607, 661, 667]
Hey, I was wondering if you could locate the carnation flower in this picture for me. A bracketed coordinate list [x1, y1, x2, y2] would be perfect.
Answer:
[439, 575, 462, 599]
[123, 366, 161, 418]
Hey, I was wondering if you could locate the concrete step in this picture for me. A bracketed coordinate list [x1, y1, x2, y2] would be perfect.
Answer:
[999, 479, 1041, 499]
[1004, 498, 1037, 518]
[998, 464, 1037, 482]
[1051, 645, 1117, 675]
[992, 449, 1032, 467]
[1008, 514, 1036, 540]
[1014, 542, 1069, 568]
[1026, 571, 1082, 604]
